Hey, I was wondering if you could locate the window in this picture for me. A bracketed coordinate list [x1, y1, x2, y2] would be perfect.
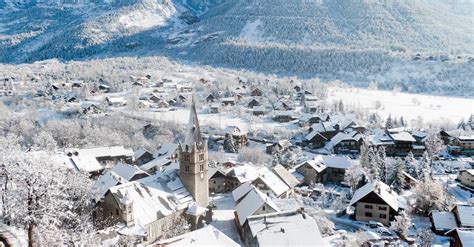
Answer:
[262, 205, 266, 211]
[365, 212, 372, 217]
[199, 154, 205, 161]
[116, 209, 119, 215]
[200, 164, 204, 172]
[185, 165, 190, 172]
[379, 206, 387, 211]
[213, 181, 216, 184]
[365, 205, 373, 209]
[379, 214, 387, 219]
[182, 155, 190, 162]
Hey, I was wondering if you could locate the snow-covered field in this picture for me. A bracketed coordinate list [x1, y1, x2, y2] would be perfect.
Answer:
[328, 87, 473, 125]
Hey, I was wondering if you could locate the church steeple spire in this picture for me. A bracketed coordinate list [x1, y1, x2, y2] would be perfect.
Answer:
[184, 96, 203, 149]
[179, 95, 209, 207]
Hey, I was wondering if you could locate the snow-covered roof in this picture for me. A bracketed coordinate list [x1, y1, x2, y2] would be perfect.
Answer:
[247, 210, 328, 247]
[446, 229, 474, 246]
[70, 155, 103, 172]
[257, 169, 291, 197]
[459, 135, 474, 141]
[323, 132, 358, 151]
[236, 188, 280, 226]
[134, 147, 151, 160]
[411, 130, 427, 139]
[349, 181, 400, 211]
[390, 132, 416, 142]
[431, 211, 457, 231]
[111, 163, 147, 181]
[228, 165, 259, 183]
[156, 225, 240, 247]
[316, 155, 352, 169]
[66, 146, 134, 160]
[155, 143, 178, 159]
[369, 129, 395, 146]
[109, 170, 194, 228]
[454, 205, 474, 227]
[305, 130, 327, 142]
[91, 170, 128, 203]
[221, 97, 235, 102]
[223, 125, 247, 135]
[208, 167, 227, 179]
[232, 181, 254, 202]
[272, 165, 300, 188]
[185, 203, 208, 216]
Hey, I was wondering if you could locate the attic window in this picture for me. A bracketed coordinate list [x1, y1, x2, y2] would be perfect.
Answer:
[262, 205, 266, 211]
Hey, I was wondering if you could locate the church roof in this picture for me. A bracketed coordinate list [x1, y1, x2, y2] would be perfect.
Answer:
[183, 99, 203, 149]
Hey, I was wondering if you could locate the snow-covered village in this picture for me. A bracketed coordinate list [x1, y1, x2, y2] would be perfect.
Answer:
[0, 1, 474, 247]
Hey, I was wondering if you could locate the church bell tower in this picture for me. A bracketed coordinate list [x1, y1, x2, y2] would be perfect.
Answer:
[179, 99, 209, 207]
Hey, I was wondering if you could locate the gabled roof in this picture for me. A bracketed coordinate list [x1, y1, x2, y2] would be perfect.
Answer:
[431, 211, 457, 231]
[235, 188, 280, 226]
[110, 170, 194, 228]
[208, 167, 227, 179]
[228, 165, 259, 183]
[232, 181, 254, 202]
[66, 146, 134, 159]
[91, 170, 128, 203]
[272, 165, 300, 188]
[257, 169, 290, 197]
[297, 155, 352, 173]
[445, 228, 474, 246]
[369, 129, 395, 146]
[453, 205, 474, 227]
[390, 132, 416, 142]
[140, 157, 174, 172]
[305, 130, 328, 142]
[247, 210, 328, 247]
[112, 163, 148, 181]
[70, 155, 103, 172]
[155, 143, 178, 159]
[316, 155, 352, 169]
[349, 181, 400, 211]
[156, 225, 240, 247]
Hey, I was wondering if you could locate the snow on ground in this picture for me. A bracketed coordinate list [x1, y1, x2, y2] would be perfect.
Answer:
[240, 19, 265, 43]
[328, 87, 473, 125]
[118, 2, 176, 29]
[209, 193, 242, 245]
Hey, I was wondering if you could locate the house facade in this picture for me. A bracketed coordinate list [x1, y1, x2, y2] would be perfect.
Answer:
[349, 181, 401, 226]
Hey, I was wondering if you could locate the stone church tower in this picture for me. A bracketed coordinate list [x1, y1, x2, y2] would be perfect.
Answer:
[179, 100, 209, 207]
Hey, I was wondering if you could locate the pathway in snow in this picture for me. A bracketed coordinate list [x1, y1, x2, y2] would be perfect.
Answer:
[209, 194, 242, 245]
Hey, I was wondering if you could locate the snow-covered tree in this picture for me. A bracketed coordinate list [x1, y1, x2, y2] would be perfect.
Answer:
[412, 179, 452, 215]
[404, 151, 418, 177]
[306, 207, 335, 236]
[237, 147, 272, 165]
[1, 148, 94, 246]
[390, 211, 411, 238]
[376, 146, 387, 183]
[419, 151, 432, 180]
[344, 161, 365, 192]
[359, 142, 370, 169]
[385, 114, 393, 129]
[416, 228, 434, 247]
[424, 133, 443, 159]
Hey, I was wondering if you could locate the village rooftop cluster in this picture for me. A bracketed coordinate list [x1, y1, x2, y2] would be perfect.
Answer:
[0, 74, 473, 247]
